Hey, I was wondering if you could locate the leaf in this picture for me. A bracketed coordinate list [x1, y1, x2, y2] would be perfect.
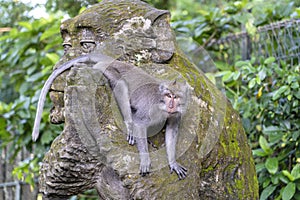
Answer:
[272, 85, 289, 100]
[253, 149, 268, 157]
[41, 130, 55, 145]
[282, 170, 294, 182]
[259, 135, 273, 155]
[258, 67, 267, 80]
[176, 27, 191, 34]
[40, 25, 60, 41]
[291, 164, 300, 180]
[27, 72, 44, 82]
[221, 71, 233, 82]
[256, 75, 261, 85]
[280, 173, 290, 184]
[256, 87, 263, 99]
[292, 131, 300, 141]
[265, 157, 278, 174]
[294, 91, 300, 99]
[264, 57, 276, 65]
[235, 60, 250, 68]
[232, 71, 241, 81]
[260, 185, 276, 200]
[255, 163, 265, 173]
[291, 81, 299, 89]
[282, 182, 296, 200]
[46, 53, 60, 65]
[0, 118, 10, 139]
[248, 78, 256, 88]
[18, 21, 32, 30]
[263, 126, 284, 134]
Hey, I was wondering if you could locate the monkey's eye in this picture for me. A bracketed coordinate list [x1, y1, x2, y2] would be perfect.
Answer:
[165, 93, 172, 98]
[62, 42, 72, 53]
[80, 40, 96, 53]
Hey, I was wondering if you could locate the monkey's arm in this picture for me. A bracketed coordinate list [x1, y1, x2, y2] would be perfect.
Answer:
[135, 125, 151, 176]
[32, 55, 91, 141]
[165, 115, 187, 179]
[112, 79, 135, 144]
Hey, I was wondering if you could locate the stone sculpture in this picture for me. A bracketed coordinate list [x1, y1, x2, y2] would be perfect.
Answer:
[34, 0, 259, 199]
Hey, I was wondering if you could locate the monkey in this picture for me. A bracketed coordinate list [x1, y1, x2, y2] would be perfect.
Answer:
[32, 53, 188, 179]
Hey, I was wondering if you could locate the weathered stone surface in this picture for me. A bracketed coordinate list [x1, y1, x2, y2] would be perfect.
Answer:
[39, 0, 259, 199]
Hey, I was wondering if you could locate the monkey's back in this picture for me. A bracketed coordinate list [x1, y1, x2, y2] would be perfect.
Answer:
[130, 83, 166, 124]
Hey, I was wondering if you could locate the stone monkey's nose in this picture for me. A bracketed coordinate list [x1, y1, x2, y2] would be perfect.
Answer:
[53, 50, 83, 70]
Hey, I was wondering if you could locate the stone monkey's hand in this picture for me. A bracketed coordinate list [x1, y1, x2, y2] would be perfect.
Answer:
[140, 153, 151, 176]
[125, 121, 135, 145]
[170, 162, 187, 180]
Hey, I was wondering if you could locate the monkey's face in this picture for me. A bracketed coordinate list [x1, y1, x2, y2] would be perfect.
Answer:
[159, 82, 187, 115]
[163, 93, 181, 114]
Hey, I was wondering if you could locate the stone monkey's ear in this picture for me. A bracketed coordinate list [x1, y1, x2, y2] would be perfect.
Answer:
[148, 11, 175, 63]
[173, 75, 186, 86]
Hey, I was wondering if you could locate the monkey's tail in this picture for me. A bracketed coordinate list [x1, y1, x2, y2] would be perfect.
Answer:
[32, 70, 56, 141]
[32, 55, 90, 141]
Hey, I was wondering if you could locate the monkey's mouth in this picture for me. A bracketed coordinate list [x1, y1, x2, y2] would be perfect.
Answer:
[167, 110, 179, 115]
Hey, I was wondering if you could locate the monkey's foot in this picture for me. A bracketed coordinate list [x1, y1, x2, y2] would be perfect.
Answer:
[127, 134, 135, 145]
[170, 162, 187, 180]
[139, 154, 151, 176]
[125, 121, 135, 145]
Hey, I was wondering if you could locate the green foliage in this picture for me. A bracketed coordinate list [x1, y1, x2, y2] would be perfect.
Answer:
[45, 0, 100, 17]
[0, 0, 32, 27]
[171, 0, 299, 47]
[216, 58, 300, 199]
[0, 14, 64, 186]
[142, 0, 170, 10]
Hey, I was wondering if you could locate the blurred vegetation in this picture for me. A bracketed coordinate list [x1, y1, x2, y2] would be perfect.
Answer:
[1, 0, 300, 199]
[215, 58, 300, 200]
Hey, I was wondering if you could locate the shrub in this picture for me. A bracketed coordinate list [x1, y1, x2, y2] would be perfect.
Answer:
[217, 57, 300, 200]
[0, 15, 63, 186]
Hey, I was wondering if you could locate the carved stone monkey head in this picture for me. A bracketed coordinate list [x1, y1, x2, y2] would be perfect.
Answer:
[59, 0, 175, 64]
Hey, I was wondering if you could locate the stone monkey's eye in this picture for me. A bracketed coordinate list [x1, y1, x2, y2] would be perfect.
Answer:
[80, 40, 96, 53]
[62, 42, 72, 53]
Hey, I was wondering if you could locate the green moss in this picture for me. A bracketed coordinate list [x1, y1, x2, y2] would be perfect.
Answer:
[201, 166, 214, 174]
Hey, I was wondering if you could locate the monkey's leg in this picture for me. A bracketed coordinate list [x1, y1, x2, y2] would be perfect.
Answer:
[113, 79, 134, 145]
[135, 125, 151, 176]
[166, 116, 187, 180]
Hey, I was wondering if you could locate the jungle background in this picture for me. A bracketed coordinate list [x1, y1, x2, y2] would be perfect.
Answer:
[0, 0, 300, 199]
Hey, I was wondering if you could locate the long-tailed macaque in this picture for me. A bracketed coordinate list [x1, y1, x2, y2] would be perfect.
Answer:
[32, 53, 188, 179]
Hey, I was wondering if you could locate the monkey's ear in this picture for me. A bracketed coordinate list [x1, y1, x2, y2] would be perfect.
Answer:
[159, 83, 168, 93]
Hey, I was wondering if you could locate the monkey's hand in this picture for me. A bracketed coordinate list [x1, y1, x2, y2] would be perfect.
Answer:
[125, 121, 135, 145]
[140, 153, 151, 176]
[170, 162, 187, 180]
